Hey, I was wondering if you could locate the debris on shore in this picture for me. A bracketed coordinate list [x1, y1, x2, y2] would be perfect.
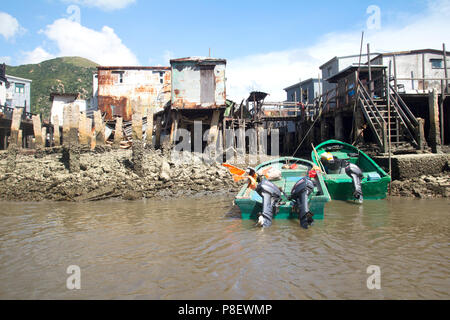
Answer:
[389, 173, 450, 199]
[0, 148, 241, 202]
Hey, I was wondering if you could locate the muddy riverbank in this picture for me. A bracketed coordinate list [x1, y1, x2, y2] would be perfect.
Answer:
[0, 148, 449, 201]
[0, 148, 241, 202]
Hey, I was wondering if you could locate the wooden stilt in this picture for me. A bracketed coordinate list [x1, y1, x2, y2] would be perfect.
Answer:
[93, 110, 105, 146]
[155, 116, 162, 149]
[145, 108, 154, 147]
[32, 115, 44, 148]
[114, 117, 123, 148]
[52, 115, 60, 147]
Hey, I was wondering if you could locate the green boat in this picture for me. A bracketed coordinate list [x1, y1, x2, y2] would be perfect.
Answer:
[311, 140, 391, 201]
[234, 157, 331, 222]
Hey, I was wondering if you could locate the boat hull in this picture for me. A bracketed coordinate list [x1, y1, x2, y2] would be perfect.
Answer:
[233, 157, 331, 221]
[312, 140, 391, 201]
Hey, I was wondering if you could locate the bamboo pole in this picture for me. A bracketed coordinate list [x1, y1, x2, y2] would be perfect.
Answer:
[388, 61, 392, 195]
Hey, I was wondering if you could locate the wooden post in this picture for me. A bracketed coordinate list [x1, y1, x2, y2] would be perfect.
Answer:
[145, 108, 154, 148]
[63, 105, 71, 146]
[32, 115, 44, 148]
[416, 118, 426, 151]
[132, 111, 144, 176]
[155, 116, 162, 149]
[93, 110, 105, 146]
[270, 128, 279, 157]
[41, 127, 47, 147]
[85, 117, 92, 148]
[52, 115, 60, 147]
[79, 112, 89, 146]
[334, 112, 343, 141]
[18, 130, 23, 148]
[114, 117, 123, 148]
[62, 104, 81, 172]
[70, 104, 80, 145]
[237, 120, 246, 163]
[393, 55, 398, 92]
[69, 104, 80, 173]
[208, 109, 220, 146]
[222, 118, 227, 156]
[367, 43, 373, 97]
[320, 119, 327, 142]
[257, 125, 266, 158]
[443, 43, 448, 94]
[422, 53, 426, 93]
[169, 111, 178, 146]
[428, 89, 442, 153]
[132, 112, 143, 141]
[7, 108, 23, 171]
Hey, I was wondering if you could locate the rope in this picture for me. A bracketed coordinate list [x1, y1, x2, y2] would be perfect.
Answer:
[290, 99, 324, 159]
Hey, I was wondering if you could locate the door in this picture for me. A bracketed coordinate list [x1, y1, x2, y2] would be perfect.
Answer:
[200, 66, 215, 105]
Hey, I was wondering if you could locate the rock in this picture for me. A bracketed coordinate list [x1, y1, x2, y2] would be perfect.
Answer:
[160, 160, 171, 182]
[123, 190, 142, 201]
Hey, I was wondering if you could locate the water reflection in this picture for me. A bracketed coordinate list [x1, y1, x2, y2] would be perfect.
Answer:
[0, 197, 448, 299]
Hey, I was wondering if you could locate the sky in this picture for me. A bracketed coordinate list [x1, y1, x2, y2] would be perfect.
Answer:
[1, 0, 450, 101]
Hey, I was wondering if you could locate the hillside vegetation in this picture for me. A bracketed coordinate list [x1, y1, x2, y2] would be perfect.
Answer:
[6, 57, 98, 118]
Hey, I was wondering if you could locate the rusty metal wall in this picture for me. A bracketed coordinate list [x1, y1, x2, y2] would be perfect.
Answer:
[171, 58, 226, 109]
[97, 67, 171, 121]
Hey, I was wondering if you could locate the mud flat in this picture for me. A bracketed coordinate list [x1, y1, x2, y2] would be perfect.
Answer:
[373, 153, 450, 198]
[1, 147, 449, 202]
[0, 148, 241, 202]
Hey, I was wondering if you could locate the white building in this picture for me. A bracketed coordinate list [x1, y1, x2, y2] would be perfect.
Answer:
[0, 63, 6, 105]
[5, 75, 32, 112]
[370, 49, 450, 94]
[50, 93, 87, 126]
[320, 53, 380, 96]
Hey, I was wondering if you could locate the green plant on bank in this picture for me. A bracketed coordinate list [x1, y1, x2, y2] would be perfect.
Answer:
[6, 56, 98, 119]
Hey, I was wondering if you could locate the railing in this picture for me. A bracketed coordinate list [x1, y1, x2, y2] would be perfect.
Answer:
[387, 85, 419, 147]
[0, 105, 36, 121]
[358, 79, 386, 148]
[260, 102, 303, 119]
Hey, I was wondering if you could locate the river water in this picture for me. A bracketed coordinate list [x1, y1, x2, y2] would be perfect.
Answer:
[0, 196, 448, 300]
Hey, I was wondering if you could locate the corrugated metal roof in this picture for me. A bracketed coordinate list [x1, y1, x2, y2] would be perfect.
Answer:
[97, 66, 170, 71]
[170, 57, 226, 64]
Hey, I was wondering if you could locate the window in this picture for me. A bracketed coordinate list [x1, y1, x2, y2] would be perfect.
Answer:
[112, 71, 124, 84]
[430, 59, 443, 69]
[15, 83, 25, 94]
[327, 66, 332, 77]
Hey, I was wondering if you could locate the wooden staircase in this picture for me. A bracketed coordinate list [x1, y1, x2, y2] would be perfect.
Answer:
[357, 79, 420, 152]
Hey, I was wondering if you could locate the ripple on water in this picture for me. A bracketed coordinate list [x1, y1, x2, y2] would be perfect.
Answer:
[0, 197, 448, 299]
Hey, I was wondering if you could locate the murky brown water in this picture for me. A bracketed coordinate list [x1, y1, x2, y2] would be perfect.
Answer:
[0, 197, 448, 299]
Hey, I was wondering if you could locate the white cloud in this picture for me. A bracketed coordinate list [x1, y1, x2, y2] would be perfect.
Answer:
[63, 0, 136, 11]
[226, 0, 450, 102]
[0, 12, 25, 40]
[20, 47, 55, 65]
[0, 56, 11, 64]
[23, 18, 139, 66]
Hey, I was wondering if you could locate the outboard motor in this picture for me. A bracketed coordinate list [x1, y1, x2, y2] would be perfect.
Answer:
[345, 163, 364, 203]
[290, 177, 315, 229]
[255, 179, 282, 227]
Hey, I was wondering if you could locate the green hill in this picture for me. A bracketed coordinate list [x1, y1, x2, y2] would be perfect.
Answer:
[6, 57, 99, 118]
